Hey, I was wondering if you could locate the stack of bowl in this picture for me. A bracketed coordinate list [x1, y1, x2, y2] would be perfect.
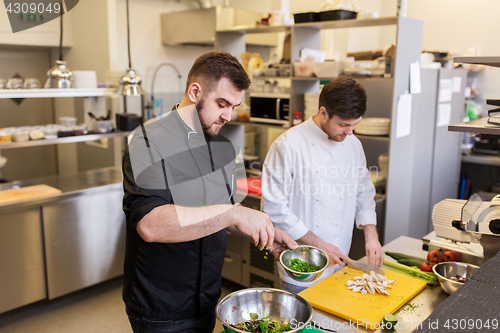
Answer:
[304, 93, 319, 120]
[354, 117, 390, 136]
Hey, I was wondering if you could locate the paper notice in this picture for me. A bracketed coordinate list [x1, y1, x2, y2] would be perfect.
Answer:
[396, 93, 412, 138]
[438, 79, 453, 102]
[410, 61, 421, 94]
[452, 76, 462, 93]
[437, 103, 452, 127]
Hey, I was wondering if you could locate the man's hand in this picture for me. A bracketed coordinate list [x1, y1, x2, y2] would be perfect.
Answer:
[363, 224, 383, 267]
[365, 238, 383, 267]
[268, 228, 297, 260]
[298, 231, 353, 267]
[231, 204, 275, 250]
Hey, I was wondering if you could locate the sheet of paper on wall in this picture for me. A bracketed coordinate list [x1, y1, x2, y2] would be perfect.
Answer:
[396, 92, 412, 138]
[452, 76, 462, 93]
[438, 79, 453, 102]
[410, 61, 421, 94]
[437, 103, 452, 127]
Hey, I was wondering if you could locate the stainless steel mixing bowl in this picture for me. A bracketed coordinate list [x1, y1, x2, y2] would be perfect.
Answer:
[279, 245, 329, 283]
[216, 288, 313, 333]
[432, 261, 480, 295]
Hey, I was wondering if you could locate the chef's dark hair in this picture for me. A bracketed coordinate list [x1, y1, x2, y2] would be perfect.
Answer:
[319, 75, 367, 119]
[186, 51, 250, 93]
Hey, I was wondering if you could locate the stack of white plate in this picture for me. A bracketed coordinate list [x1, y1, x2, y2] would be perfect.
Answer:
[304, 93, 319, 120]
[354, 117, 391, 136]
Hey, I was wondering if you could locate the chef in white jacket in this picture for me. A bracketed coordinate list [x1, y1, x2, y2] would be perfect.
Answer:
[262, 76, 384, 294]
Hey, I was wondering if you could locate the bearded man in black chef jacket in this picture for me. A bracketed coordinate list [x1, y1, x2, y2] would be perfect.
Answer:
[121, 51, 296, 333]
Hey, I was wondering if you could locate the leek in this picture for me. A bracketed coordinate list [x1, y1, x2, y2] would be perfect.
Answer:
[383, 260, 439, 286]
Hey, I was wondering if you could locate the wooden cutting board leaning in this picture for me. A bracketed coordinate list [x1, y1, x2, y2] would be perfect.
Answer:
[0, 184, 61, 205]
[299, 267, 427, 330]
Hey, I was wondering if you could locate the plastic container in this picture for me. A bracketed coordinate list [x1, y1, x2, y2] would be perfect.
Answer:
[293, 62, 314, 77]
[43, 126, 58, 140]
[294, 12, 320, 23]
[59, 117, 77, 127]
[72, 125, 88, 136]
[57, 126, 74, 137]
[12, 129, 30, 142]
[312, 61, 344, 77]
[319, 9, 357, 21]
[264, 68, 279, 77]
[0, 131, 12, 143]
[92, 120, 114, 133]
[279, 64, 291, 77]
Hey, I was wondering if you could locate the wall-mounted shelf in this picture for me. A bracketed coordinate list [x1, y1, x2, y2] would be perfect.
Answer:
[217, 17, 398, 34]
[448, 118, 500, 135]
[227, 121, 289, 129]
[0, 131, 131, 150]
[0, 88, 115, 99]
[249, 92, 290, 98]
[462, 154, 500, 167]
[454, 56, 500, 68]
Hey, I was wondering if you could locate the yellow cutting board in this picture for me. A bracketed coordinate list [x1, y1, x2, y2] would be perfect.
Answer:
[299, 267, 427, 330]
[0, 184, 61, 205]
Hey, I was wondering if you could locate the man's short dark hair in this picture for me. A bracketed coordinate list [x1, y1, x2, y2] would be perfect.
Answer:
[319, 75, 367, 119]
[186, 51, 250, 93]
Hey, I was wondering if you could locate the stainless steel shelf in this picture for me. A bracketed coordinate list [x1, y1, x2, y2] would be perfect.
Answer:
[249, 92, 290, 98]
[454, 56, 500, 68]
[292, 76, 393, 81]
[448, 118, 500, 135]
[216, 17, 397, 34]
[226, 121, 290, 129]
[462, 154, 500, 166]
[0, 88, 115, 99]
[0, 131, 132, 150]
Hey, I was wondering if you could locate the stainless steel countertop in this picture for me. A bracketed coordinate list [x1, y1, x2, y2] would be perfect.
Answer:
[0, 167, 123, 212]
[310, 236, 448, 333]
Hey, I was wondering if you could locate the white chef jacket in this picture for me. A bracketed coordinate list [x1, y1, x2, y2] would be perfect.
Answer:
[262, 116, 377, 286]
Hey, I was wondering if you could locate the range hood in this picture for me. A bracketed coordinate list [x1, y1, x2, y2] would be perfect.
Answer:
[160, 6, 277, 46]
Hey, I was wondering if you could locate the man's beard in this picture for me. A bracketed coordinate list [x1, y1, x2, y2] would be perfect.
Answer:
[196, 97, 224, 138]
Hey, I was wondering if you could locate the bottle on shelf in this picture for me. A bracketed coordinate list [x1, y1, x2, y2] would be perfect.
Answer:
[293, 112, 303, 126]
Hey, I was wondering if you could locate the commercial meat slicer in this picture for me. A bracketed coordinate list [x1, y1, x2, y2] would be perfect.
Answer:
[425, 193, 500, 266]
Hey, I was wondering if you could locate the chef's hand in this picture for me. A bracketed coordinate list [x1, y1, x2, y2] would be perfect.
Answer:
[363, 224, 383, 267]
[268, 228, 297, 260]
[320, 241, 354, 267]
[365, 238, 383, 267]
[298, 231, 353, 267]
[232, 204, 275, 251]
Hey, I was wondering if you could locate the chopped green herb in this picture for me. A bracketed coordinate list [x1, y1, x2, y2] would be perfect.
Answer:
[287, 258, 321, 272]
[231, 316, 291, 332]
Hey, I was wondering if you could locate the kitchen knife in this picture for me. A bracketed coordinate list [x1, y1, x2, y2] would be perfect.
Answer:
[341, 259, 385, 276]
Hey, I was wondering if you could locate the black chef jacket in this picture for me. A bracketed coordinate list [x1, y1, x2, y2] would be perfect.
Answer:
[122, 106, 238, 320]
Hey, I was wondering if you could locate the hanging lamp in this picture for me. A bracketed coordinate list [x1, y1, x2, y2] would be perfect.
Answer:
[45, 2, 73, 89]
[118, 0, 146, 121]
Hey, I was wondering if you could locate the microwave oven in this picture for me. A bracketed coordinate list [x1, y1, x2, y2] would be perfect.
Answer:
[250, 93, 290, 125]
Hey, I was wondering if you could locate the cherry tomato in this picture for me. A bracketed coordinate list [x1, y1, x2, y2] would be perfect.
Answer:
[442, 251, 457, 262]
[420, 262, 434, 272]
[427, 251, 442, 264]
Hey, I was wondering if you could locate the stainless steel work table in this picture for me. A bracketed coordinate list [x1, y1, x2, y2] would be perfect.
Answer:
[0, 167, 125, 313]
[310, 236, 448, 333]
[0, 166, 123, 213]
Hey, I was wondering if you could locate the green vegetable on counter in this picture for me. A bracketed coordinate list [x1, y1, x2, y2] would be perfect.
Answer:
[385, 252, 427, 262]
[383, 260, 439, 286]
[287, 258, 321, 272]
[397, 258, 426, 268]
